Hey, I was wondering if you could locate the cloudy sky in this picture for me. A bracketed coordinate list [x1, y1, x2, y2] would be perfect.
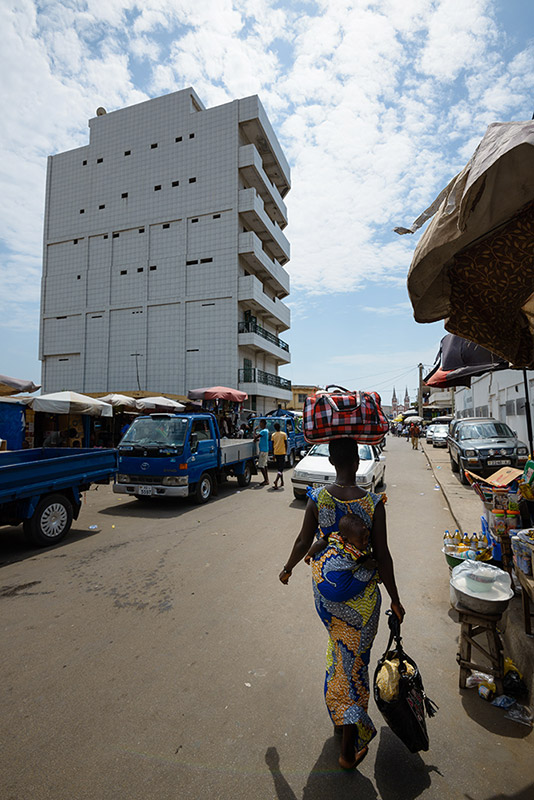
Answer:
[1, 0, 533, 403]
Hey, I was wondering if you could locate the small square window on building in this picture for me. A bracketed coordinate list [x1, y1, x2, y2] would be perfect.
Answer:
[172, 180, 179, 187]
[200, 257, 213, 264]
[82, 160, 87, 166]
[175, 136, 182, 143]
[191, 218, 198, 223]
[213, 214, 221, 219]
[124, 150, 131, 156]
[73, 239, 78, 245]
[149, 265, 157, 271]
[120, 270, 127, 275]
[137, 267, 144, 273]
[112, 233, 119, 238]
[189, 133, 195, 139]
[79, 209, 85, 214]
[97, 157, 103, 163]
[99, 204, 105, 209]
[154, 185, 161, 191]
[186, 260, 198, 266]
[162, 223, 170, 229]
[77, 275, 81, 280]
[138, 228, 145, 234]
[189, 177, 196, 184]
[103, 234, 108, 239]
[151, 143, 158, 149]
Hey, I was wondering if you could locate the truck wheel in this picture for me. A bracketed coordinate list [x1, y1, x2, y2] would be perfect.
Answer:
[194, 472, 213, 504]
[459, 462, 469, 485]
[286, 450, 295, 468]
[237, 461, 252, 487]
[450, 455, 459, 473]
[23, 494, 73, 547]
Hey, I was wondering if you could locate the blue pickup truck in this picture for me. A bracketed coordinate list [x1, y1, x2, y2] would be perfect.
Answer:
[0, 448, 118, 546]
[113, 413, 257, 503]
[249, 413, 306, 467]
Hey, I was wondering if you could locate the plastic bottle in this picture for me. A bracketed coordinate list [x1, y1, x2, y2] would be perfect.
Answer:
[454, 529, 462, 544]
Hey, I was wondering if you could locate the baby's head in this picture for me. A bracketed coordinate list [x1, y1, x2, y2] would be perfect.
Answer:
[338, 514, 369, 551]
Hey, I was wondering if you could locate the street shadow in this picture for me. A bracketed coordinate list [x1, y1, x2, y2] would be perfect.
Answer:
[265, 739, 377, 800]
[0, 524, 102, 567]
[459, 689, 532, 739]
[265, 727, 440, 800]
[374, 727, 441, 800]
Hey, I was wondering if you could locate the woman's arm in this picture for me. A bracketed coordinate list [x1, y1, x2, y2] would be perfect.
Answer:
[372, 501, 405, 621]
[279, 499, 318, 584]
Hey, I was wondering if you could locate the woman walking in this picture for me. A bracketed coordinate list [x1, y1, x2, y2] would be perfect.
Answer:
[279, 437, 404, 770]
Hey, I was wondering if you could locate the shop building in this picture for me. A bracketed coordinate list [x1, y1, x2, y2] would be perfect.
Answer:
[454, 369, 534, 446]
[39, 88, 291, 414]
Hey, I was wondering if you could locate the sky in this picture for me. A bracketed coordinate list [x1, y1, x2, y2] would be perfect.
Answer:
[1, 0, 533, 404]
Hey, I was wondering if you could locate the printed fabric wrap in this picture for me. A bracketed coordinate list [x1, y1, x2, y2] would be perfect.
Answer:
[307, 486, 386, 750]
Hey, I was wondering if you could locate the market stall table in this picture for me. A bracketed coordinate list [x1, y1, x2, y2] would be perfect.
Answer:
[516, 568, 534, 636]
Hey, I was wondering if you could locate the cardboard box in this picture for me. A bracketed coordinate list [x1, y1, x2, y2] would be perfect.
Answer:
[465, 466, 523, 487]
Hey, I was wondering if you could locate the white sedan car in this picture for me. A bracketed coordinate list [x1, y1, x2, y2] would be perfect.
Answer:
[291, 443, 386, 500]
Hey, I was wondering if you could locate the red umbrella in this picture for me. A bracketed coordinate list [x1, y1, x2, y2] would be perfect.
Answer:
[187, 386, 248, 402]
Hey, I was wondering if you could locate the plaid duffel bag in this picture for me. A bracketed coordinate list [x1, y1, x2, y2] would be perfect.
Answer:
[303, 385, 389, 444]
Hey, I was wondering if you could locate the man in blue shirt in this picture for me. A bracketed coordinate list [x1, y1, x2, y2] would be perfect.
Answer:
[254, 419, 270, 486]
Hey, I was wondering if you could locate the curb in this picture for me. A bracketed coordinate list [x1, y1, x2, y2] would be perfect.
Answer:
[421, 443, 465, 534]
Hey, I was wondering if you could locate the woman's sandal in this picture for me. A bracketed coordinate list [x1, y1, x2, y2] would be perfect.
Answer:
[338, 745, 369, 771]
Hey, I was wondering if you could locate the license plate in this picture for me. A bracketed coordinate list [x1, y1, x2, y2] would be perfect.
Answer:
[487, 459, 510, 466]
[138, 485, 153, 496]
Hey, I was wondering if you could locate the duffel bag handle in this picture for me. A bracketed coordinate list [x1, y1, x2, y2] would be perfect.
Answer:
[325, 384, 350, 393]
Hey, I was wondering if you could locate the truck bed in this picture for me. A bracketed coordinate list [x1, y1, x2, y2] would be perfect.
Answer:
[0, 448, 118, 504]
[219, 439, 256, 465]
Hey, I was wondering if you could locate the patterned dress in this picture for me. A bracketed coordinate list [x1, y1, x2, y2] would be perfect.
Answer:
[307, 486, 386, 750]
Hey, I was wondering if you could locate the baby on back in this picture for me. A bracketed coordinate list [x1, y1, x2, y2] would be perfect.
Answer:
[305, 513, 377, 569]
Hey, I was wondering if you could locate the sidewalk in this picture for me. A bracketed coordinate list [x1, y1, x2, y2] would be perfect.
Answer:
[421, 440, 534, 701]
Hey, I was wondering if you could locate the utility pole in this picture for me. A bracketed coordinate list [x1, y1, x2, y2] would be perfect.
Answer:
[418, 363, 424, 416]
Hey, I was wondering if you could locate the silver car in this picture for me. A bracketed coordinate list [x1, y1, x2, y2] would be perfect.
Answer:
[291, 443, 386, 500]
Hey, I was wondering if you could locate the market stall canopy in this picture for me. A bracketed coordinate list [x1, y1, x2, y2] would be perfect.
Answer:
[135, 396, 185, 411]
[404, 415, 423, 424]
[424, 334, 508, 388]
[397, 120, 534, 368]
[187, 386, 248, 402]
[30, 391, 113, 417]
[99, 393, 138, 409]
[0, 374, 40, 396]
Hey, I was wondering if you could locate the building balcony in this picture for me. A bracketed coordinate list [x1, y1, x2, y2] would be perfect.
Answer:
[239, 144, 288, 228]
[238, 231, 289, 299]
[238, 321, 291, 365]
[238, 367, 292, 402]
[238, 188, 290, 265]
[238, 274, 290, 331]
[238, 96, 291, 197]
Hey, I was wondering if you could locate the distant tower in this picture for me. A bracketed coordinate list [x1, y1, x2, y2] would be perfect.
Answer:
[404, 386, 410, 410]
[392, 387, 398, 416]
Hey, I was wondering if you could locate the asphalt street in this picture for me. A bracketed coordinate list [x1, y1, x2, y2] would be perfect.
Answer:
[1, 437, 532, 800]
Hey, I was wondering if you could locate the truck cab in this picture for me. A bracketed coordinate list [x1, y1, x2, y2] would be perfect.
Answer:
[114, 413, 256, 503]
[249, 414, 306, 468]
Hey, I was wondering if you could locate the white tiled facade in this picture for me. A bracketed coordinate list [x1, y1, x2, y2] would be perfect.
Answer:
[40, 88, 291, 412]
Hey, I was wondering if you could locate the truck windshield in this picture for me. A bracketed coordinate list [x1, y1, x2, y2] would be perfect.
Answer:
[121, 417, 189, 447]
[459, 422, 514, 440]
[308, 444, 373, 460]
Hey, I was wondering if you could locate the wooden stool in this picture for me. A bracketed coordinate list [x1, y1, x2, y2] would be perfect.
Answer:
[455, 604, 504, 694]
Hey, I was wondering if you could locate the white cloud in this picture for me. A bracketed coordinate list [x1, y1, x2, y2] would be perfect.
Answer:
[1, 0, 534, 352]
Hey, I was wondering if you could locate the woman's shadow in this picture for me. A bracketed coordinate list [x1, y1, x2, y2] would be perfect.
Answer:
[265, 727, 440, 800]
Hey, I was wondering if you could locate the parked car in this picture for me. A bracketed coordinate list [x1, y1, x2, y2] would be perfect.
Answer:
[426, 424, 437, 444]
[432, 424, 449, 447]
[447, 417, 528, 484]
[291, 443, 386, 500]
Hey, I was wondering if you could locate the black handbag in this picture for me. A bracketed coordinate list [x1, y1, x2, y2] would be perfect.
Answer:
[373, 612, 438, 753]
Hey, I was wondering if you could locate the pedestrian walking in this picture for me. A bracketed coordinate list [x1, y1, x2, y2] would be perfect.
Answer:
[279, 438, 405, 770]
[272, 422, 287, 489]
[253, 419, 270, 486]
[410, 421, 420, 450]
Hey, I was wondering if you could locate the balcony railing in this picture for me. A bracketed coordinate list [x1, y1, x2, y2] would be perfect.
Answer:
[238, 320, 289, 352]
[238, 368, 291, 391]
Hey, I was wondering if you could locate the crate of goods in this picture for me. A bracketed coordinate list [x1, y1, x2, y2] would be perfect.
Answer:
[511, 536, 533, 576]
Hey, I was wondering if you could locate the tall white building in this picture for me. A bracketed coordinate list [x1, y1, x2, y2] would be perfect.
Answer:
[39, 88, 291, 412]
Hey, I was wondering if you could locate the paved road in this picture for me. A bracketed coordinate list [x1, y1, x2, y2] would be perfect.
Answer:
[1, 438, 532, 800]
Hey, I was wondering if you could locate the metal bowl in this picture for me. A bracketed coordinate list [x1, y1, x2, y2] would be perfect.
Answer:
[449, 583, 512, 615]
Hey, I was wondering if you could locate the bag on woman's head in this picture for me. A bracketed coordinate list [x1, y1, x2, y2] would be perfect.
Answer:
[373, 612, 438, 754]
[303, 385, 389, 444]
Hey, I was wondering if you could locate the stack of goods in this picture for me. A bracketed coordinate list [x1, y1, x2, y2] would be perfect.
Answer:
[510, 529, 534, 577]
[518, 459, 534, 501]
[442, 529, 492, 569]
